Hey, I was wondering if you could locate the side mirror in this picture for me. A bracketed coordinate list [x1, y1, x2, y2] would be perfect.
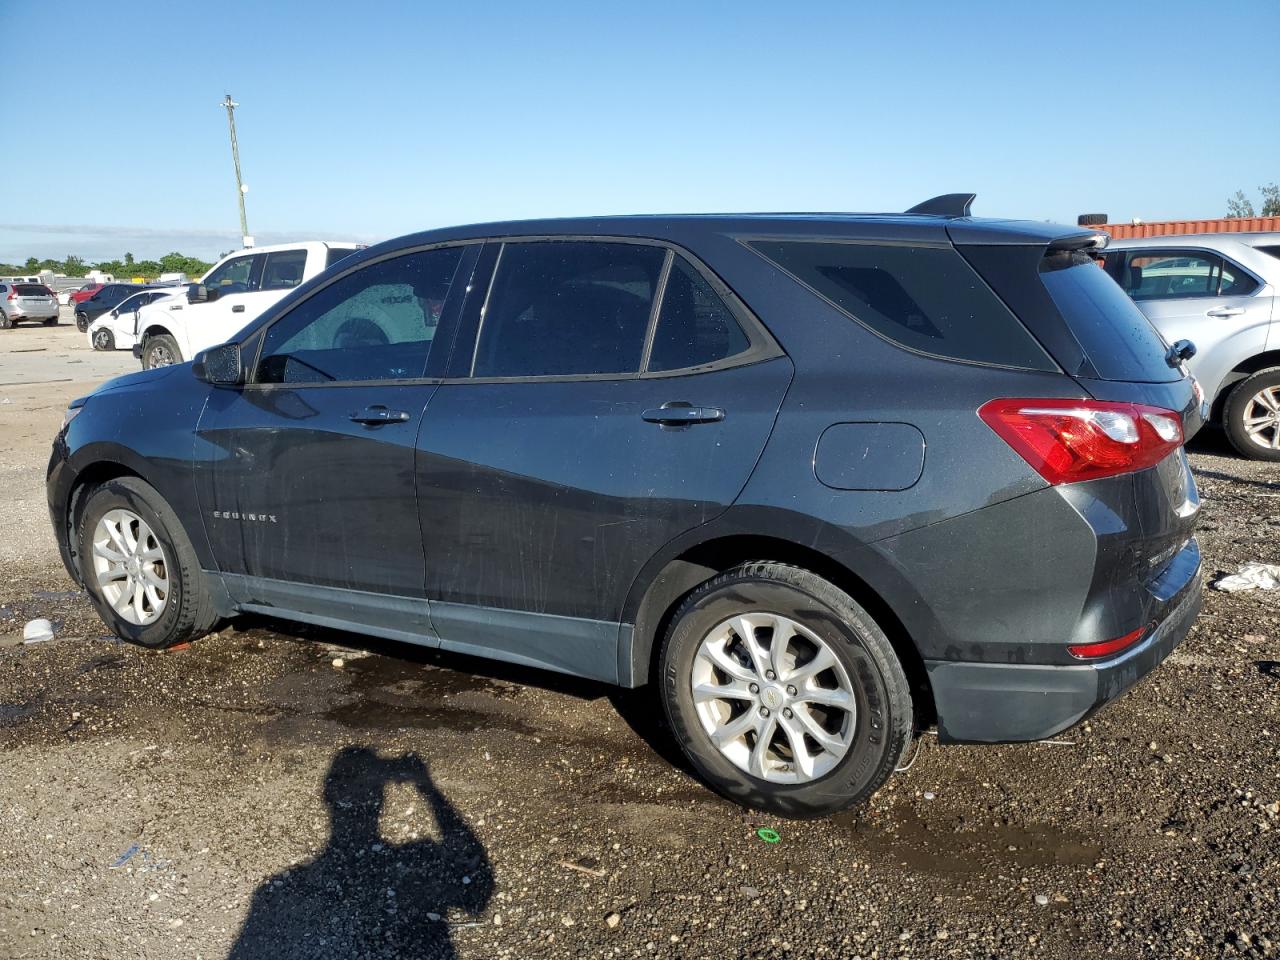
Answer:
[188, 284, 209, 304]
[192, 343, 244, 386]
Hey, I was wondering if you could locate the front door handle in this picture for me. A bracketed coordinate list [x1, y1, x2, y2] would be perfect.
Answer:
[641, 402, 725, 426]
[349, 405, 411, 425]
[231, 304, 246, 313]
[1206, 306, 1245, 317]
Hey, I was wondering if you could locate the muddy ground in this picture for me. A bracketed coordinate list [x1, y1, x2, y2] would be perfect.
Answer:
[1, 316, 1277, 959]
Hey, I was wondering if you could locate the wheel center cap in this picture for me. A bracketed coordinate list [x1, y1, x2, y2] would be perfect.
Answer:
[762, 686, 785, 709]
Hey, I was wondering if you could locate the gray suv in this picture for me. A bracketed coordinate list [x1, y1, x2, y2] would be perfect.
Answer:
[48, 196, 1204, 816]
[1103, 233, 1280, 459]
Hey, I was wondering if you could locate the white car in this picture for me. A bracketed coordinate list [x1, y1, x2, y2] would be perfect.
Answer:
[133, 241, 360, 368]
[86, 288, 183, 351]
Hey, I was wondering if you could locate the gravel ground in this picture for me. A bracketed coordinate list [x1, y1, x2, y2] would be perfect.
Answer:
[1, 321, 1278, 959]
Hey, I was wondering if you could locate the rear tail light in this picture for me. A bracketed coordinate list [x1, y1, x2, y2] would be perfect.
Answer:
[5, 288, 15, 301]
[979, 398, 1183, 485]
[1067, 624, 1149, 660]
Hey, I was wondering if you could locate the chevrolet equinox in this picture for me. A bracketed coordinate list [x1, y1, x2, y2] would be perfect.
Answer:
[48, 195, 1205, 817]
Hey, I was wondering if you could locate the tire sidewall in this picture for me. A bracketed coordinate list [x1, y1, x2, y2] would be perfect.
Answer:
[661, 575, 906, 817]
[1225, 369, 1280, 462]
[78, 481, 188, 648]
[144, 335, 180, 369]
[92, 328, 114, 351]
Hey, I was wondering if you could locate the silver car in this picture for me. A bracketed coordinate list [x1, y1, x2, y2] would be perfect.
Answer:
[1103, 233, 1280, 460]
[0, 282, 60, 328]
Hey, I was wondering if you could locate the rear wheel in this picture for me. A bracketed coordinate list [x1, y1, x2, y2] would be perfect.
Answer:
[1224, 367, 1280, 461]
[142, 333, 182, 369]
[660, 562, 913, 818]
[77, 477, 217, 648]
[44, 315, 58, 326]
[0, 314, 11, 330]
[75, 312, 89, 332]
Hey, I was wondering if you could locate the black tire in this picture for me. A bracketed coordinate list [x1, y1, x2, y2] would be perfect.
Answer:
[44, 315, 58, 326]
[75, 311, 89, 332]
[91, 327, 115, 351]
[660, 562, 913, 818]
[77, 477, 218, 648]
[1224, 367, 1280, 462]
[142, 333, 182, 369]
[0, 314, 12, 330]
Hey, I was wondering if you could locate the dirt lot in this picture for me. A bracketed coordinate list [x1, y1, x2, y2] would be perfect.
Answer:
[1, 314, 1278, 959]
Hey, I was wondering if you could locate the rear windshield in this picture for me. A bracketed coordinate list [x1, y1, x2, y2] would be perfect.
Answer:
[16, 284, 48, 296]
[748, 240, 1054, 369]
[1039, 251, 1177, 383]
[1257, 244, 1280, 261]
[326, 247, 357, 269]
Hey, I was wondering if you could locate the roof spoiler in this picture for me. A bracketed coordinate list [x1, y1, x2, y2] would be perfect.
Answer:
[905, 193, 976, 217]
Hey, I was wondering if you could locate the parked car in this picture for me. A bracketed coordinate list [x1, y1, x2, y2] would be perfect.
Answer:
[1102, 233, 1280, 460]
[132, 241, 359, 369]
[0, 283, 59, 327]
[74, 283, 147, 332]
[86, 288, 183, 351]
[49, 199, 1204, 817]
[69, 283, 105, 306]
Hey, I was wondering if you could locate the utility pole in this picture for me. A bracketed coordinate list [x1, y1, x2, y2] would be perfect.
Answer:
[221, 94, 252, 247]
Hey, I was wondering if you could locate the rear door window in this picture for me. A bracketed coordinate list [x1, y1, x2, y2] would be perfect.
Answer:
[748, 239, 1053, 369]
[647, 256, 750, 371]
[472, 241, 666, 377]
[260, 249, 308, 291]
[1116, 249, 1258, 300]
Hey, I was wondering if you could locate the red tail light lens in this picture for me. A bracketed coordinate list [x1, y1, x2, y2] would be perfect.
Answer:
[1067, 624, 1149, 660]
[979, 398, 1183, 485]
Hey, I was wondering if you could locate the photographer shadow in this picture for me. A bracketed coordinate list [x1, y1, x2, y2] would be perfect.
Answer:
[229, 746, 491, 960]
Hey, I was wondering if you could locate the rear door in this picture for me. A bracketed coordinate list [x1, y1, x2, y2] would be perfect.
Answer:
[196, 244, 476, 638]
[1105, 247, 1271, 401]
[414, 239, 792, 682]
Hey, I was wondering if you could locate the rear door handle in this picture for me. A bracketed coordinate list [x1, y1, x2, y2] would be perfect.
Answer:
[1206, 306, 1244, 317]
[231, 304, 246, 313]
[349, 405, 411, 425]
[641, 402, 725, 426]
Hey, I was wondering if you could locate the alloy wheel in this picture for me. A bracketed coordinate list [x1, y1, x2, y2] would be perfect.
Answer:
[90, 508, 169, 625]
[691, 612, 856, 784]
[148, 343, 176, 367]
[1242, 386, 1280, 451]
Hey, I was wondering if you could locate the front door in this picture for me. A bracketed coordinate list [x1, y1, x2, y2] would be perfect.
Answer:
[415, 240, 792, 682]
[196, 244, 474, 639]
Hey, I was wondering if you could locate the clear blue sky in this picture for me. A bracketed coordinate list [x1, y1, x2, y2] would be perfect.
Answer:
[3, 0, 1278, 262]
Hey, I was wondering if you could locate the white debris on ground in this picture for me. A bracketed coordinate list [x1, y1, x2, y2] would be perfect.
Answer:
[1211, 563, 1280, 593]
[22, 618, 54, 643]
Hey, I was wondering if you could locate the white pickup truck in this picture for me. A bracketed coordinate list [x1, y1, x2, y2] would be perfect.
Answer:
[132, 240, 360, 368]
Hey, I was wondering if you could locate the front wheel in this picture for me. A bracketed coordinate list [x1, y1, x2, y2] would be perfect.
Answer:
[142, 333, 182, 369]
[77, 477, 217, 648]
[660, 562, 913, 818]
[91, 327, 114, 350]
[1224, 367, 1280, 461]
[0, 314, 12, 330]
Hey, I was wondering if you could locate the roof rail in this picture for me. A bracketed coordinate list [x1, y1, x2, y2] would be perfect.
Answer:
[905, 193, 976, 217]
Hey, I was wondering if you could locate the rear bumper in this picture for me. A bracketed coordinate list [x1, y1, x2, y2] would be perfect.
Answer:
[927, 540, 1202, 743]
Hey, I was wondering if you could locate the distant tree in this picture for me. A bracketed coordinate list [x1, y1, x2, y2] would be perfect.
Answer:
[1227, 190, 1255, 218]
[158, 251, 213, 276]
[1261, 183, 1280, 217]
[24, 256, 39, 272]
[63, 255, 87, 277]
[124, 251, 135, 267]
[1227, 183, 1280, 218]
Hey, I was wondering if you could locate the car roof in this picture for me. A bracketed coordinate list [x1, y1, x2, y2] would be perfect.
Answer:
[361, 213, 1091, 258]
